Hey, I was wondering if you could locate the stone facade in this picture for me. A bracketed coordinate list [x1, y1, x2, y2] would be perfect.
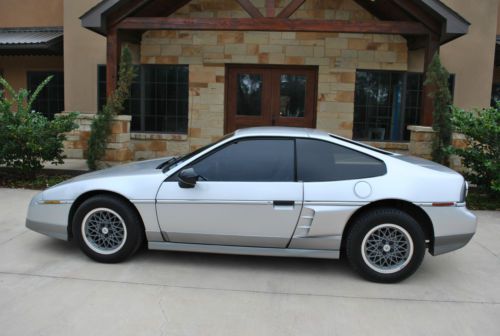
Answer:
[63, 0, 409, 161]
[407, 125, 465, 171]
[60, 113, 133, 163]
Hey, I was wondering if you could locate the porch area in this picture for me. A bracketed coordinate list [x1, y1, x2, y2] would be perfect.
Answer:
[68, 0, 469, 162]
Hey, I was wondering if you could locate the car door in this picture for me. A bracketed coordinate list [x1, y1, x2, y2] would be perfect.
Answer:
[289, 138, 388, 251]
[156, 138, 303, 248]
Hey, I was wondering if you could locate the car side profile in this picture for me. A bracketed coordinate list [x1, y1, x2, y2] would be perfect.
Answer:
[26, 127, 477, 283]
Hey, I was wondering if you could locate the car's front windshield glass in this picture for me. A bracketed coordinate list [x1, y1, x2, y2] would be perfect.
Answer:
[160, 132, 234, 172]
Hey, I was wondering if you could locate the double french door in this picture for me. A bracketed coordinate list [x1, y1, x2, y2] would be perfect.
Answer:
[225, 65, 318, 132]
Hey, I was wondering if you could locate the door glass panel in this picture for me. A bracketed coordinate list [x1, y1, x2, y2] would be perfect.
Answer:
[191, 139, 295, 182]
[280, 74, 306, 118]
[237, 74, 262, 116]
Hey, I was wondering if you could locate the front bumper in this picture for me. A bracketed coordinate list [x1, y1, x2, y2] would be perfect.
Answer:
[25, 192, 72, 241]
[423, 205, 477, 256]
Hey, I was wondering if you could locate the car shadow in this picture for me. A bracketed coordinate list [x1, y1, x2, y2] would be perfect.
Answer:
[134, 245, 355, 279]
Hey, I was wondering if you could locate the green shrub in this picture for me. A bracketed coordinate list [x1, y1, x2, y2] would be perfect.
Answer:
[424, 54, 453, 165]
[87, 47, 135, 170]
[0, 76, 78, 177]
[450, 106, 500, 196]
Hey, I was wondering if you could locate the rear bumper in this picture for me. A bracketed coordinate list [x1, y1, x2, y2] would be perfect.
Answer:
[423, 205, 477, 256]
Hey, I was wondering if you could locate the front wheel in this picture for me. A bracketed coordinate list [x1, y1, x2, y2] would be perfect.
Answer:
[346, 208, 426, 283]
[73, 195, 144, 263]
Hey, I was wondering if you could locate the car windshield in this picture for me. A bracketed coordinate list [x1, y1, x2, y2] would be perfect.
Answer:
[159, 132, 234, 172]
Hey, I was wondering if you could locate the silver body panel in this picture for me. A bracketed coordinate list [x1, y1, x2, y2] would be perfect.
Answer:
[26, 127, 477, 259]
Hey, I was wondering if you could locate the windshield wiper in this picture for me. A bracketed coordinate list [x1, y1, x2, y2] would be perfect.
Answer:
[156, 156, 179, 170]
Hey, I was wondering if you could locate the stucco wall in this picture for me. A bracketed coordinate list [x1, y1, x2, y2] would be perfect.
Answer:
[0, 0, 63, 28]
[0, 56, 63, 92]
[409, 0, 498, 110]
[63, 0, 106, 113]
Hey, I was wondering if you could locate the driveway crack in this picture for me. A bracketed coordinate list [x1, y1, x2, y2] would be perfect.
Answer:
[0, 270, 499, 306]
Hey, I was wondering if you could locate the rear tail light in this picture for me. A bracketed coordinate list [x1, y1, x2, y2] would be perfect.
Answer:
[460, 181, 468, 203]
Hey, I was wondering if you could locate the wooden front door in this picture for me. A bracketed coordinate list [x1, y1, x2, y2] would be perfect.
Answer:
[225, 65, 318, 132]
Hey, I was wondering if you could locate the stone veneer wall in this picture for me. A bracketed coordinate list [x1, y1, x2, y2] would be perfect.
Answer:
[407, 125, 466, 171]
[60, 113, 133, 163]
[138, 0, 408, 154]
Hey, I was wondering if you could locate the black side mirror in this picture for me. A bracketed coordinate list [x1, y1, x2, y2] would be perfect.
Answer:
[178, 168, 199, 188]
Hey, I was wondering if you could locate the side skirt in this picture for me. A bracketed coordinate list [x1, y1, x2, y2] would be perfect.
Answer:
[148, 242, 340, 259]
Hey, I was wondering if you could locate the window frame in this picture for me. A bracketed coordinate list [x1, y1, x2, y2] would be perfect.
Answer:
[167, 136, 386, 183]
[26, 70, 64, 119]
[97, 64, 189, 134]
[353, 69, 455, 142]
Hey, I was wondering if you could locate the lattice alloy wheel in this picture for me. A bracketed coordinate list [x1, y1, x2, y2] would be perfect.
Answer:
[361, 223, 414, 274]
[345, 208, 426, 283]
[74, 195, 144, 263]
[82, 208, 128, 255]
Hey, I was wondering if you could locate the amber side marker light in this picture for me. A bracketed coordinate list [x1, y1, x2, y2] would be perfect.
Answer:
[432, 202, 455, 207]
[41, 200, 63, 205]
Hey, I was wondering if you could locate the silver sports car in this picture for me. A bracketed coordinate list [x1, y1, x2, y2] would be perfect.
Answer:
[26, 127, 477, 282]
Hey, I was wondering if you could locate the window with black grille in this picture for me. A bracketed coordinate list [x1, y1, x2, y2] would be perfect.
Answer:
[353, 70, 454, 141]
[98, 64, 189, 134]
[27, 71, 64, 119]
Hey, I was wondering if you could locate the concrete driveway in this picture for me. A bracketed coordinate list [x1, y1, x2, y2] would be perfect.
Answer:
[0, 188, 499, 336]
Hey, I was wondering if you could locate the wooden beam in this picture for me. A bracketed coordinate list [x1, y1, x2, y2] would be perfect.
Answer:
[106, 27, 121, 97]
[235, 0, 264, 18]
[266, 0, 275, 17]
[392, 0, 442, 35]
[277, 0, 305, 19]
[421, 35, 440, 126]
[134, 0, 192, 17]
[118, 17, 430, 35]
[107, 0, 151, 28]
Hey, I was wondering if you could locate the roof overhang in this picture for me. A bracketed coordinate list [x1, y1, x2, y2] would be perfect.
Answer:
[80, 0, 470, 45]
[420, 0, 470, 43]
[0, 27, 63, 56]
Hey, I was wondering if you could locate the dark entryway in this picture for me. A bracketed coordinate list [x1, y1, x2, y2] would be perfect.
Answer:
[225, 65, 318, 132]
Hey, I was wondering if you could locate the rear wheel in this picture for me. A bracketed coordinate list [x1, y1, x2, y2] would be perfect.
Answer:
[73, 195, 143, 263]
[346, 208, 426, 283]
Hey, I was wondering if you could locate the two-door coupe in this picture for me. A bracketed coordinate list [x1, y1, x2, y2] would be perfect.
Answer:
[26, 127, 477, 282]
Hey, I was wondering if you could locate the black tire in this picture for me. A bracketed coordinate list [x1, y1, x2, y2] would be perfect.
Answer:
[73, 195, 144, 263]
[346, 208, 426, 283]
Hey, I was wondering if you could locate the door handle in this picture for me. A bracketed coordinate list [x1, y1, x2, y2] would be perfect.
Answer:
[273, 200, 295, 207]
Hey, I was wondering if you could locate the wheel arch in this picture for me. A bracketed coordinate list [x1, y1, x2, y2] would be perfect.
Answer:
[340, 199, 434, 256]
[68, 190, 145, 241]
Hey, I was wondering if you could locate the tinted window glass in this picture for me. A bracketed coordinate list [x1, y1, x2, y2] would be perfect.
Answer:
[297, 139, 386, 182]
[27, 71, 64, 119]
[192, 139, 294, 182]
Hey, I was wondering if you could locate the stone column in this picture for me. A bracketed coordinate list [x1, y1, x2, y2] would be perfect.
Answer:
[104, 115, 133, 162]
[407, 125, 435, 160]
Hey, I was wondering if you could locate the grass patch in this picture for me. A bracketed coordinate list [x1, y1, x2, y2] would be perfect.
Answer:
[0, 169, 77, 190]
[466, 189, 500, 211]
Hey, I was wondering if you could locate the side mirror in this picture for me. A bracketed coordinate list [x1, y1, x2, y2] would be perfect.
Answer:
[178, 168, 199, 188]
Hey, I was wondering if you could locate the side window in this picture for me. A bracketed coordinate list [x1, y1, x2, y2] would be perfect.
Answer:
[297, 139, 386, 182]
[191, 139, 295, 182]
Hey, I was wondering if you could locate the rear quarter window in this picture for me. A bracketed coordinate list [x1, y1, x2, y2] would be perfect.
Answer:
[297, 139, 387, 182]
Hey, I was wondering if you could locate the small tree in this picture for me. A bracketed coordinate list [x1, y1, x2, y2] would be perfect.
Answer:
[424, 53, 453, 165]
[0, 76, 77, 177]
[87, 46, 136, 170]
[450, 106, 500, 196]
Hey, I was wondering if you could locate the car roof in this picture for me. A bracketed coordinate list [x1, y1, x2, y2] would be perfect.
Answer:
[233, 126, 329, 138]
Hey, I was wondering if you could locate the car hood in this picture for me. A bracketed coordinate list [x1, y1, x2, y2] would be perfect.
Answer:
[57, 157, 172, 185]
